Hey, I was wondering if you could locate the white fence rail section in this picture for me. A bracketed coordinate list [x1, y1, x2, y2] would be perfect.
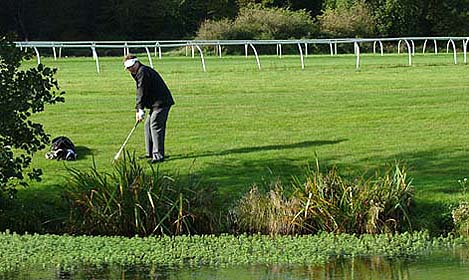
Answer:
[15, 37, 469, 73]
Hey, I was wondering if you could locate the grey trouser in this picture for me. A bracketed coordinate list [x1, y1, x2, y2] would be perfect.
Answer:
[144, 107, 171, 158]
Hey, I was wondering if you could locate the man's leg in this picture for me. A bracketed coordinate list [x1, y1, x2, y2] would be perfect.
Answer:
[144, 114, 153, 157]
[149, 107, 170, 161]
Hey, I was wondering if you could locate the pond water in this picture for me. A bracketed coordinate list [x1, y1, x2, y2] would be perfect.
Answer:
[3, 249, 469, 280]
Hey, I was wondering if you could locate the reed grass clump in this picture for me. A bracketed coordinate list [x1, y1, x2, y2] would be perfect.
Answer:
[232, 184, 301, 235]
[64, 152, 217, 236]
[452, 178, 469, 237]
[234, 161, 413, 235]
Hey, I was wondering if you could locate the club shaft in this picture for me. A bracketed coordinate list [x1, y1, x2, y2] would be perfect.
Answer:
[114, 122, 138, 160]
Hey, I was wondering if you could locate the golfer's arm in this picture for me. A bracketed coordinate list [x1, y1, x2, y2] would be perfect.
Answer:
[135, 71, 145, 110]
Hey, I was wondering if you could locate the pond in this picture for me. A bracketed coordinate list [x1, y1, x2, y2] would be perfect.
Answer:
[3, 249, 469, 280]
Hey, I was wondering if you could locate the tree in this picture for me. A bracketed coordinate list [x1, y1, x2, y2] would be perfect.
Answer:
[0, 34, 65, 198]
[318, 0, 376, 38]
[425, 0, 469, 36]
[177, 0, 238, 38]
[1, 0, 31, 40]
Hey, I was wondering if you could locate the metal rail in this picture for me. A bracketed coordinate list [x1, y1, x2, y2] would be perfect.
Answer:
[15, 37, 469, 73]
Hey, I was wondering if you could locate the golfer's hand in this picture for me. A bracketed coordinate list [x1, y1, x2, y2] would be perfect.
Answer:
[136, 109, 145, 122]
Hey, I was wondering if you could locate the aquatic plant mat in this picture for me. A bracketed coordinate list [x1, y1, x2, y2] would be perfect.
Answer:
[0, 231, 467, 273]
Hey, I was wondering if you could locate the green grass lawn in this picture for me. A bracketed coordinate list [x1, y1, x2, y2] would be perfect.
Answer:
[15, 51, 469, 231]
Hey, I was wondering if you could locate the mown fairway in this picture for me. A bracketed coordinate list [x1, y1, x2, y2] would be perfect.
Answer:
[22, 52, 469, 212]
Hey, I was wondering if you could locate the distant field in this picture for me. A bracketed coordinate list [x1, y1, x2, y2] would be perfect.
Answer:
[20, 52, 469, 214]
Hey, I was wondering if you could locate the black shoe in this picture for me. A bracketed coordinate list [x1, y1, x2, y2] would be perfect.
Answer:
[139, 155, 152, 160]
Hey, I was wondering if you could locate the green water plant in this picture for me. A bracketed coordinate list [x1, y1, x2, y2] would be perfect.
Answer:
[234, 161, 413, 235]
[0, 230, 466, 274]
[64, 151, 217, 236]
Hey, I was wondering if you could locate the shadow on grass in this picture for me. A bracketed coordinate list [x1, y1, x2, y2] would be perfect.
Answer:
[75, 146, 93, 160]
[350, 149, 468, 194]
[180, 140, 347, 199]
[195, 157, 312, 200]
[170, 139, 347, 160]
[2, 183, 69, 234]
[410, 198, 455, 235]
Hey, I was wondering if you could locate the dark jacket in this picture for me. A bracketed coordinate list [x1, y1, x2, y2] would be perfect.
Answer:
[132, 64, 175, 110]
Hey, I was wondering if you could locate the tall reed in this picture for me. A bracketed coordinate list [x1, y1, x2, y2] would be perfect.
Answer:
[293, 160, 413, 234]
[64, 151, 216, 236]
[234, 161, 414, 235]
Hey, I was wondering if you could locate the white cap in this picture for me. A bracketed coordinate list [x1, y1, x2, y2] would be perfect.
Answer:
[124, 58, 138, 68]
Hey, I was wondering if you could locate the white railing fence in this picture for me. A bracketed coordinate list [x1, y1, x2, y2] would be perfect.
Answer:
[15, 37, 469, 73]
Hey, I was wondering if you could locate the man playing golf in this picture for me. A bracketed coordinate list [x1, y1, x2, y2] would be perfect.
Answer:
[124, 54, 175, 163]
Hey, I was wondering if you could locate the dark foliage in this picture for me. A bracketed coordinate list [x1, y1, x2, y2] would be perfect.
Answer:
[0, 34, 65, 198]
[3, 0, 469, 40]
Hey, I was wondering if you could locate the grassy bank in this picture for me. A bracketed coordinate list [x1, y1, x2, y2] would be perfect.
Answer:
[4, 52, 469, 233]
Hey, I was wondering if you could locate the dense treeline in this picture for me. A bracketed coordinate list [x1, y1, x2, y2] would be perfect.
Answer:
[1, 0, 469, 41]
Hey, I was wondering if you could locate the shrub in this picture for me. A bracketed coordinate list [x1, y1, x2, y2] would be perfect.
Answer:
[64, 152, 217, 236]
[195, 5, 318, 55]
[196, 4, 318, 41]
[318, 1, 376, 38]
[233, 161, 414, 235]
[233, 5, 318, 40]
[452, 178, 469, 237]
[195, 19, 233, 41]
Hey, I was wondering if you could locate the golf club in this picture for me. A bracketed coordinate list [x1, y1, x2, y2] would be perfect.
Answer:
[113, 121, 139, 161]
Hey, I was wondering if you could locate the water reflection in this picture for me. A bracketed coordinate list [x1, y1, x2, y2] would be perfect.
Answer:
[2, 249, 469, 280]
